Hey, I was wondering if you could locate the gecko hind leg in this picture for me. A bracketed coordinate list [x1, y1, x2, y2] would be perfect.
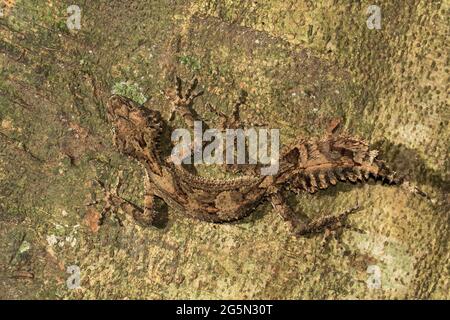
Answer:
[295, 204, 361, 237]
[270, 191, 361, 238]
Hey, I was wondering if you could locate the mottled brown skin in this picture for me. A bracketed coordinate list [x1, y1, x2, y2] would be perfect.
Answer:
[105, 78, 413, 237]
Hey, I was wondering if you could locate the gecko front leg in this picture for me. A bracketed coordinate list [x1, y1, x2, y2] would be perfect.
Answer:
[97, 173, 162, 227]
[164, 77, 255, 174]
[165, 76, 259, 132]
[132, 173, 159, 226]
[270, 190, 360, 237]
[164, 76, 204, 129]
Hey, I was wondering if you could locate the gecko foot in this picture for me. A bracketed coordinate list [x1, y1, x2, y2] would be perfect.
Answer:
[165, 76, 204, 123]
[295, 203, 361, 237]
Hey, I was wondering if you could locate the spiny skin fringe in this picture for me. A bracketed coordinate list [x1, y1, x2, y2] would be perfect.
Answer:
[277, 137, 403, 194]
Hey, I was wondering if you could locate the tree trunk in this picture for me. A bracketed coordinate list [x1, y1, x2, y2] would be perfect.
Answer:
[0, 0, 447, 299]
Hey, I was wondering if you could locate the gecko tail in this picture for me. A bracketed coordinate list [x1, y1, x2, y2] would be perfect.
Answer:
[371, 158, 437, 205]
[399, 180, 437, 205]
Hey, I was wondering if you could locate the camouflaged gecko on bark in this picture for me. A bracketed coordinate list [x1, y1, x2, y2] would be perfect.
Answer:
[103, 77, 428, 237]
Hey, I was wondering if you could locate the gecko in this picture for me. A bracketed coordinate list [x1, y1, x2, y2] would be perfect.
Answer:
[103, 77, 427, 237]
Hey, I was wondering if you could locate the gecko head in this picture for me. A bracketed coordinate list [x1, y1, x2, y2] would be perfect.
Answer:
[107, 95, 162, 129]
[107, 95, 163, 157]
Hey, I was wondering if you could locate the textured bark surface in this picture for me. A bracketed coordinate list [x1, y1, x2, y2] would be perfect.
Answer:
[0, 1, 448, 299]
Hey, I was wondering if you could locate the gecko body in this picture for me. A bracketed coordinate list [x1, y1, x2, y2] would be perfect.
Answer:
[105, 78, 413, 236]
